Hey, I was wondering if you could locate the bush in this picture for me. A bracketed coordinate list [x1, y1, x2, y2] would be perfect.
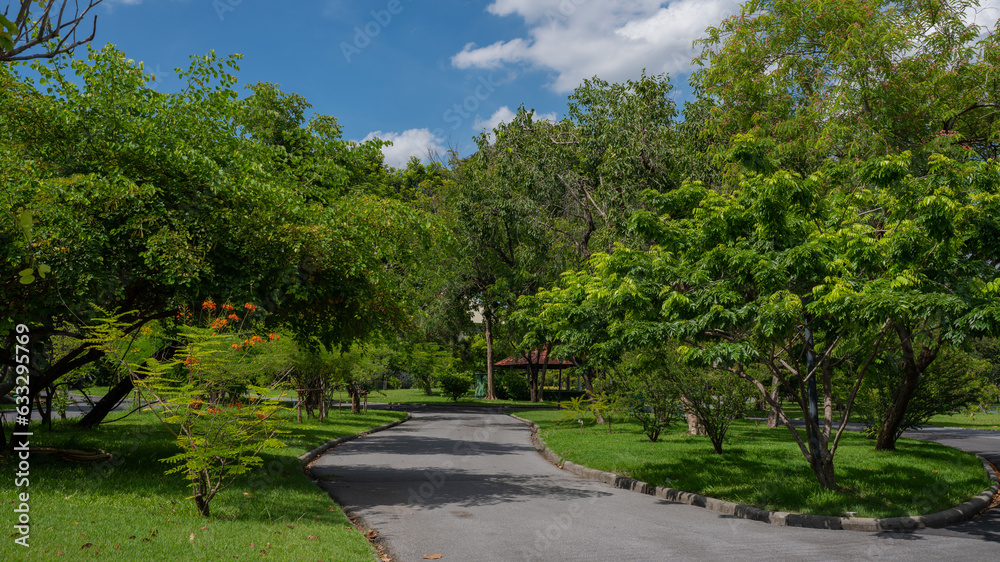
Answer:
[855, 346, 990, 440]
[438, 372, 473, 402]
[495, 372, 530, 401]
[620, 371, 681, 443]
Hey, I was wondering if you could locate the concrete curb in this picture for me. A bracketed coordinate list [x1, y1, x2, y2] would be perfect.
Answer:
[509, 414, 1000, 532]
[298, 412, 412, 466]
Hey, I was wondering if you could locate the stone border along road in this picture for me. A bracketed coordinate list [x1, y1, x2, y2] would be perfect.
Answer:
[306, 406, 1000, 561]
[510, 414, 1000, 533]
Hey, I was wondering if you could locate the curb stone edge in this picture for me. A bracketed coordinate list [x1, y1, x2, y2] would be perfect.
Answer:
[508, 413, 1000, 532]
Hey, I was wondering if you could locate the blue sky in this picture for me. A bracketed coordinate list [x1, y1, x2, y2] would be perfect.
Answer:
[43, 0, 1000, 166]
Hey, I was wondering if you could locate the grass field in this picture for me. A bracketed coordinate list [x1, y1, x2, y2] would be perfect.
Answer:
[516, 410, 992, 519]
[362, 387, 560, 408]
[1, 408, 406, 561]
[746, 403, 1000, 430]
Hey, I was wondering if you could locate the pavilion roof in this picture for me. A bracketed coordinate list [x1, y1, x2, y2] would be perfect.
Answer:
[494, 349, 574, 369]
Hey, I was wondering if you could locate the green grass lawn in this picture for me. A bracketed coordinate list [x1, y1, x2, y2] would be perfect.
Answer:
[365, 387, 560, 408]
[747, 403, 1000, 430]
[1, 408, 406, 561]
[517, 410, 992, 519]
[922, 409, 1000, 430]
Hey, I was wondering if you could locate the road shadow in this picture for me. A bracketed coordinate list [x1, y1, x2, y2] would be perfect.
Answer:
[319, 468, 613, 511]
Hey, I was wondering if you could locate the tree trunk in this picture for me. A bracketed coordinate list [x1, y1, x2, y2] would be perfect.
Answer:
[484, 312, 497, 400]
[682, 395, 707, 436]
[581, 367, 605, 425]
[195, 472, 211, 517]
[875, 369, 920, 451]
[537, 343, 551, 403]
[77, 375, 134, 428]
[767, 374, 780, 428]
[876, 324, 939, 451]
[350, 386, 361, 414]
[809, 452, 838, 490]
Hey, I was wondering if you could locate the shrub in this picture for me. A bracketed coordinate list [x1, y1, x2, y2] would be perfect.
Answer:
[438, 372, 473, 402]
[496, 372, 530, 401]
[620, 372, 681, 443]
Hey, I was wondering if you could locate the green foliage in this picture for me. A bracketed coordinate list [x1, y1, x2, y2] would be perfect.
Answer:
[856, 347, 992, 439]
[618, 364, 681, 443]
[84, 305, 292, 517]
[693, 0, 1000, 178]
[588, 391, 628, 434]
[495, 372, 530, 401]
[405, 341, 453, 396]
[674, 369, 756, 454]
[556, 395, 592, 434]
[437, 371, 473, 402]
[0, 45, 437, 422]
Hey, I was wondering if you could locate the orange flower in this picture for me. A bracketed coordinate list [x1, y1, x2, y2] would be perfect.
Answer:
[228, 314, 240, 321]
[243, 302, 257, 311]
[202, 298, 216, 311]
[221, 303, 235, 311]
[268, 333, 279, 341]
[231, 343, 240, 349]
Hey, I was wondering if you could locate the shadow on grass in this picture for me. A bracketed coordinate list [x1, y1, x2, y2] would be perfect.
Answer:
[5, 411, 407, 524]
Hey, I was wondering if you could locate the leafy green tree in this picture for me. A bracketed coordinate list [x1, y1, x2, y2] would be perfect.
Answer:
[445, 145, 558, 399]
[618, 363, 680, 443]
[855, 346, 992, 439]
[405, 341, 452, 396]
[0, 46, 432, 448]
[693, 0, 1000, 179]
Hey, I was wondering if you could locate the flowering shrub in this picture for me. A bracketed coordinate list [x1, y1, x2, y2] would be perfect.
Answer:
[87, 302, 291, 516]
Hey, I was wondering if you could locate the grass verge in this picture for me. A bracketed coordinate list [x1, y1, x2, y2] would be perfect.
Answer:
[517, 410, 992, 519]
[747, 403, 1000, 430]
[1, 408, 406, 561]
[363, 387, 559, 408]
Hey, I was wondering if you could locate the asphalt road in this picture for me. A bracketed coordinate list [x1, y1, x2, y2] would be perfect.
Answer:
[311, 406, 1000, 561]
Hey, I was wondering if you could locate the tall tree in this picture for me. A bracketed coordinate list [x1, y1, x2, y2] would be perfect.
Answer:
[693, 0, 1000, 179]
[0, 47, 430, 444]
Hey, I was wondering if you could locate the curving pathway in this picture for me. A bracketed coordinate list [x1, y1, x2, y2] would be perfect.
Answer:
[310, 406, 1000, 561]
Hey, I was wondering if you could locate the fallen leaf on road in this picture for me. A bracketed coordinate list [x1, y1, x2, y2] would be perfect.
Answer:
[423, 555, 442, 560]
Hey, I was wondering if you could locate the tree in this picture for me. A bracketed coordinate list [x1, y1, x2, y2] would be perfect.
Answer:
[445, 144, 559, 400]
[0, 46, 432, 449]
[1, 1, 104, 62]
[685, 0, 1000, 455]
[692, 0, 1000, 179]
[854, 346, 992, 439]
[614, 144, 1000, 486]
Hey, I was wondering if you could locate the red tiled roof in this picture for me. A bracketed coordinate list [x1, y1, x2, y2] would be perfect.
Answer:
[494, 349, 574, 368]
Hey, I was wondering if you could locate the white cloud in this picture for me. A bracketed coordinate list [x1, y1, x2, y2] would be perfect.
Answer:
[362, 128, 446, 168]
[451, 0, 743, 93]
[472, 106, 517, 133]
